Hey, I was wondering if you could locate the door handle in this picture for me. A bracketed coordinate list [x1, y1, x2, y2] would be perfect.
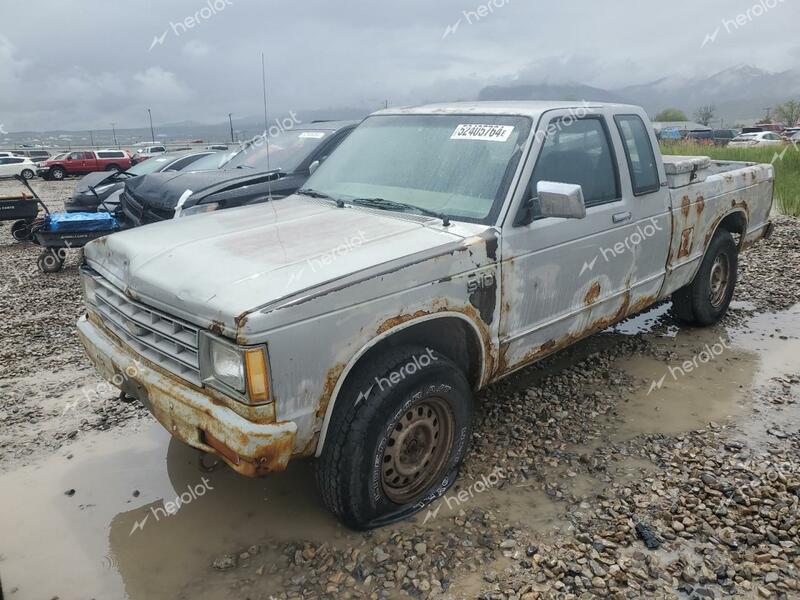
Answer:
[612, 211, 632, 224]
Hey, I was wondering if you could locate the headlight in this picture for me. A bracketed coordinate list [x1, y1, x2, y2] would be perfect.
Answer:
[180, 202, 220, 218]
[81, 274, 98, 306]
[199, 332, 271, 405]
[210, 342, 245, 391]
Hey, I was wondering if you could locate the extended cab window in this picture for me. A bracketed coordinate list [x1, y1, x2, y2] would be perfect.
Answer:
[526, 116, 619, 214]
[615, 115, 660, 195]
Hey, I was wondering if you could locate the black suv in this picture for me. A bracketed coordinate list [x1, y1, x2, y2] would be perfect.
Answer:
[120, 121, 358, 226]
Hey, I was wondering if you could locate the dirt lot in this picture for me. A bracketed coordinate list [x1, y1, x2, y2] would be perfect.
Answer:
[0, 178, 798, 600]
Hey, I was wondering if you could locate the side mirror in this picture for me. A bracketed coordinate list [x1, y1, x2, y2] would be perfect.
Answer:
[66, 156, 73, 161]
[537, 181, 586, 219]
[308, 160, 320, 175]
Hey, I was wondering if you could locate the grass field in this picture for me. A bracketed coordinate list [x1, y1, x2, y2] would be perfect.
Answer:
[660, 142, 800, 216]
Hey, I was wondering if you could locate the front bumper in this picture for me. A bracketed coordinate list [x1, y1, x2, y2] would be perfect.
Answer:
[77, 314, 297, 476]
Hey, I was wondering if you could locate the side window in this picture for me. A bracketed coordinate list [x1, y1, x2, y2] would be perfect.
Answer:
[615, 115, 660, 195]
[167, 155, 198, 170]
[527, 116, 620, 213]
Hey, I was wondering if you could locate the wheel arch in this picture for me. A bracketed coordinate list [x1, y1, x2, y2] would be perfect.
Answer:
[709, 209, 748, 251]
[314, 312, 486, 456]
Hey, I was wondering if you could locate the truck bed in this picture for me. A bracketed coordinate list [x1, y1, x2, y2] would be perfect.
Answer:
[661, 155, 774, 297]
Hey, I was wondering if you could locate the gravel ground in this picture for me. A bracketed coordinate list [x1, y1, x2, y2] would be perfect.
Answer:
[0, 178, 798, 599]
[0, 178, 150, 468]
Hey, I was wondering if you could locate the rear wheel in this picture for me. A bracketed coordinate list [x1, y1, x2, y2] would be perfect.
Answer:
[105, 164, 120, 172]
[37, 248, 65, 273]
[671, 229, 738, 326]
[50, 167, 65, 180]
[316, 346, 474, 530]
[20, 169, 34, 180]
[10, 220, 32, 242]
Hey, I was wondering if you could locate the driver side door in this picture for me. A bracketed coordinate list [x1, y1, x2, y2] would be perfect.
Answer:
[498, 109, 637, 374]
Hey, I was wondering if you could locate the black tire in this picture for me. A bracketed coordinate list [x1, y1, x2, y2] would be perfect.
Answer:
[50, 167, 66, 180]
[105, 164, 120, 172]
[671, 229, 738, 326]
[10, 220, 32, 242]
[38, 249, 65, 273]
[20, 169, 34, 180]
[316, 346, 474, 530]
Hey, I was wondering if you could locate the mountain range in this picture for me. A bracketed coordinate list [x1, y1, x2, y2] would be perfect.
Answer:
[4, 65, 799, 146]
[478, 65, 800, 125]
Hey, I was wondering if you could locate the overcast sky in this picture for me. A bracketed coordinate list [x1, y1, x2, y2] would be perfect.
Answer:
[1, 0, 798, 131]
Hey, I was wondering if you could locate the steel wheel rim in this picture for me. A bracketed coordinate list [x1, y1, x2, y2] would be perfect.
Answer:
[709, 253, 730, 308]
[381, 396, 454, 504]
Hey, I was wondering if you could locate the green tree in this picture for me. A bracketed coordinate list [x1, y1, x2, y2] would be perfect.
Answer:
[654, 108, 688, 122]
[774, 100, 800, 126]
[694, 104, 716, 126]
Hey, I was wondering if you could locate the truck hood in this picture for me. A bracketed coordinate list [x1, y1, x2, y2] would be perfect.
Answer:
[125, 168, 284, 211]
[84, 197, 486, 333]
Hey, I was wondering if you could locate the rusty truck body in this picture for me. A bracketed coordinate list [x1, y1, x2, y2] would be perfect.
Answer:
[77, 102, 774, 528]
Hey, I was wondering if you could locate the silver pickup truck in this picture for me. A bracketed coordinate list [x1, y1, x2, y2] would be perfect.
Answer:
[77, 102, 774, 529]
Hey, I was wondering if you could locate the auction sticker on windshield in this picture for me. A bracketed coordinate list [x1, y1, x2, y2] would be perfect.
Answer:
[451, 124, 514, 142]
[299, 132, 326, 139]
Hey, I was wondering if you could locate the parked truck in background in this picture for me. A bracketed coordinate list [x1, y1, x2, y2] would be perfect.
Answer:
[76, 101, 774, 529]
[37, 149, 132, 180]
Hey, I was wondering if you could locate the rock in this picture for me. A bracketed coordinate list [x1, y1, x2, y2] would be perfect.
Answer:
[211, 554, 237, 570]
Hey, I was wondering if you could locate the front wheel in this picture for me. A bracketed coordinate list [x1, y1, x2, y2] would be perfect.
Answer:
[672, 229, 738, 326]
[20, 169, 34, 180]
[316, 346, 474, 530]
[37, 248, 65, 273]
[50, 167, 65, 180]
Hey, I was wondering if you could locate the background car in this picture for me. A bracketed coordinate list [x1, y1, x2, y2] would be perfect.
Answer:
[37, 149, 132, 180]
[729, 132, 784, 148]
[684, 130, 714, 145]
[15, 149, 52, 161]
[0, 156, 37, 179]
[131, 144, 167, 165]
[65, 150, 216, 212]
[712, 129, 739, 146]
[120, 120, 358, 225]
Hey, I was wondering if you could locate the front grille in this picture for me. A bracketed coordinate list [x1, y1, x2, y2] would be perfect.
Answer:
[121, 190, 174, 226]
[90, 274, 201, 384]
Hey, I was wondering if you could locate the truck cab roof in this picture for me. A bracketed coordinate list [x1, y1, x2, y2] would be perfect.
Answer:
[374, 100, 641, 119]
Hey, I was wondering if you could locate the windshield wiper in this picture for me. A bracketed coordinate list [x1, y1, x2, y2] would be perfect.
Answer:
[297, 188, 345, 208]
[350, 197, 451, 226]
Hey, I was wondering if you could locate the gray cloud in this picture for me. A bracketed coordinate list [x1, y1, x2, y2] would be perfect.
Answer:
[1, 0, 797, 131]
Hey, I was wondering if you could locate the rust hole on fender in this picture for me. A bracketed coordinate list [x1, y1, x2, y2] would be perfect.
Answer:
[584, 282, 601, 305]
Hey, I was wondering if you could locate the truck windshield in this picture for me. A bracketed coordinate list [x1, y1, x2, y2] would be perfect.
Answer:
[303, 114, 531, 224]
[223, 129, 330, 173]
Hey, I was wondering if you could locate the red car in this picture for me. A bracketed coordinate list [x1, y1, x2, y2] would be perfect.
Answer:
[36, 149, 132, 180]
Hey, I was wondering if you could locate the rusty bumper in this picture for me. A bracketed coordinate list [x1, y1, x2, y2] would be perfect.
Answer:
[77, 315, 297, 476]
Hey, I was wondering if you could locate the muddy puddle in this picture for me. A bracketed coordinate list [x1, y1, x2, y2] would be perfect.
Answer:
[0, 304, 798, 599]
